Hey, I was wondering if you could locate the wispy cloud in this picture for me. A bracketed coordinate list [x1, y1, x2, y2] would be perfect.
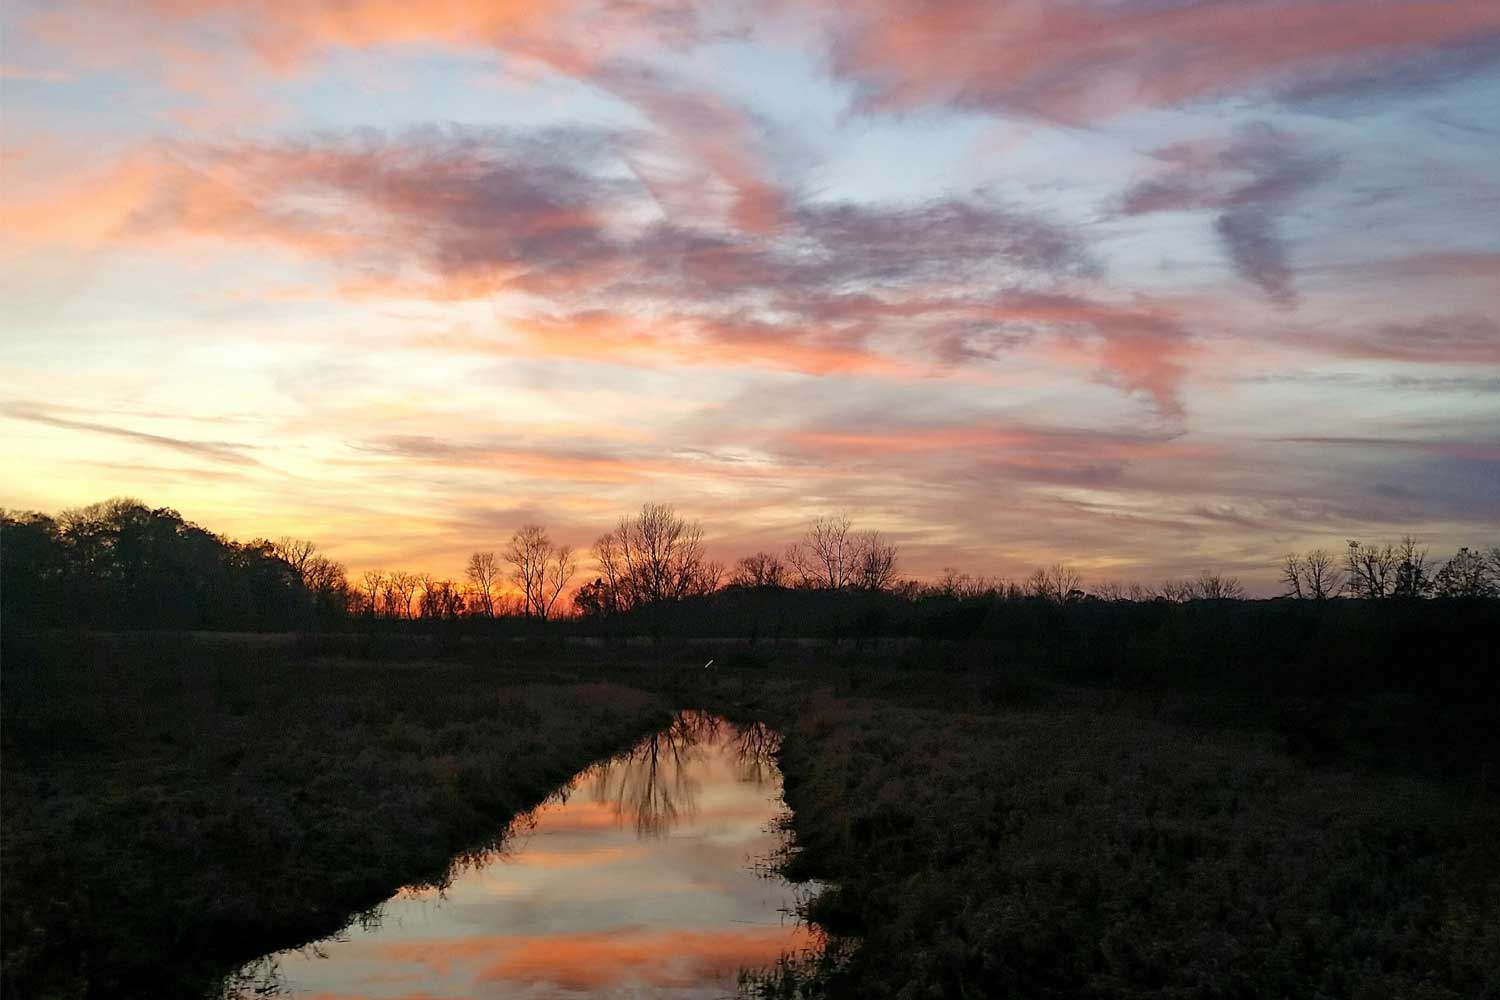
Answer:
[817, 0, 1500, 121]
[1120, 125, 1339, 305]
[3, 0, 1497, 587]
[0, 403, 261, 466]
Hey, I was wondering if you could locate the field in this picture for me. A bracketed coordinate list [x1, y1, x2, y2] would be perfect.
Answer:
[3, 626, 1497, 999]
[0, 632, 670, 998]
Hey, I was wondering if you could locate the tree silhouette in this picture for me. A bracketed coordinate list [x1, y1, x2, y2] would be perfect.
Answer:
[1282, 548, 1342, 601]
[1345, 540, 1395, 599]
[1433, 547, 1496, 598]
[592, 503, 713, 609]
[788, 514, 856, 589]
[856, 531, 900, 591]
[1392, 536, 1432, 599]
[1192, 570, 1246, 600]
[388, 571, 419, 620]
[1028, 564, 1083, 602]
[731, 552, 788, 588]
[360, 570, 386, 617]
[506, 525, 578, 620]
[464, 552, 499, 617]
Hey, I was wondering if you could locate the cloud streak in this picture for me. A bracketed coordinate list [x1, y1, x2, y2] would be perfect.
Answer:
[818, 0, 1500, 121]
[1120, 125, 1339, 305]
[0, 403, 261, 466]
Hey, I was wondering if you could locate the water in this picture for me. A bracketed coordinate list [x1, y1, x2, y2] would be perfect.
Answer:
[224, 712, 815, 998]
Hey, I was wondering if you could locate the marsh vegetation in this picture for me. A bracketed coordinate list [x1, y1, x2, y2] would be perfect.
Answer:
[3, 502, 1497, 998]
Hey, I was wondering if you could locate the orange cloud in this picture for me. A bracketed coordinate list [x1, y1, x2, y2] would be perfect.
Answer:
[27, 0, 666, 80]
[508, 310, 920, 378]
[786, 424, 1217, 462]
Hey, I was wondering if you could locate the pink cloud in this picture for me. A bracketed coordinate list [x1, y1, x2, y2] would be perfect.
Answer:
[821, 0, 1500, 120]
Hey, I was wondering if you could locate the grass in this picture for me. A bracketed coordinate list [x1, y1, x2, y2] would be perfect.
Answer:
[1, 631, 670, 999]
[730, 679, 1499, 999]
[4, 631, 1497, 999]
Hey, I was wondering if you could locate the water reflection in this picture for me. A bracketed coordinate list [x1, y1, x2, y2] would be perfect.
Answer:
[223, 712, 811, 999]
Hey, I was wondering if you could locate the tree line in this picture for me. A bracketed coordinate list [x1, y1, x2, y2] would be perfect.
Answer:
[2, 498, 1495, 632]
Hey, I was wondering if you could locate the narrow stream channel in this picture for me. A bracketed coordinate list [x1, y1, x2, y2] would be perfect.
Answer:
[222, 712, 815, 998]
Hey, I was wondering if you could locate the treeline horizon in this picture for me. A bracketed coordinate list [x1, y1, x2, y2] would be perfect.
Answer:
[2, 496, 1497, 634]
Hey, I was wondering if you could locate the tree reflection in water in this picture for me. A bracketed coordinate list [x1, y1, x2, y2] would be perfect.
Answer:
[732, 721, 781, 786]
[215, 711, 801, 1000]
[582, 711, 781, 837]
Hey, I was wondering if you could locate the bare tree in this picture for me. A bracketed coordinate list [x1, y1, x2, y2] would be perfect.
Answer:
[1302, 548, 1342, 600]
[1027, 564, 1083, 602]
[1192, 570, 1245, 600]
[272, 537, 318, 583]
[695, 559, 725, 595]
[419, 578, 464, 619]
[465, 551, 500, 617]
[617, 503, 710, 605]
[296, 554, 349, 619]
[416, 573, 435, 619]
[788, 514, 857, 589]
[303, 555, 346, 594]
[1154, 578, 1194, 602]
[1280, 553, 1305, 599]
[588, 504, 713, 609]
[1093, 580, 1128, 602]
[592, 530, 628, 614]
[931, 568, 998, 599]
[731, 551, 788, 588]
[1392, 535, 1432, 599]
[360, 569, 385, 617]
[388, 570, 419, 620]
[1433, 547, 1496, 598]
[540, 543, 579, 619]
[507, 525, 552, 619]
[1345, 540, 1396, 599]
[855, 531, 899, 591]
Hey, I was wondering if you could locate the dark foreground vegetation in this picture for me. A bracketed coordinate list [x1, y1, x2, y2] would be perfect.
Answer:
[0, 632, 669, 998]
[5, 598, 1498, 999]
[3, 501, 1498, 998]
[761, 687, 1498, 998]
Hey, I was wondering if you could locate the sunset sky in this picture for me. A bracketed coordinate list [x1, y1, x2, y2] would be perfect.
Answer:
[2, 0, 1497, 591]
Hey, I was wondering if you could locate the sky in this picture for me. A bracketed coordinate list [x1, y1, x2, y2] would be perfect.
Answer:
[1, 0, 1497, 592]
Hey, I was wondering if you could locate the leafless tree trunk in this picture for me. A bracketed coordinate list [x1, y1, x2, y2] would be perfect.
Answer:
[1281, 554, 1305, 599]
[540, 544, 578, 619]
[1392, 535, 1431, 598]
[1154, 578, 1194, 602]
[1433, 547, 1495, 597]
[272, 537, 318, 583]
[610, 503, 710, 605]
[1302, 548, 1341, 600]
[856, 531, 899, 591]
[593, 530, 628, 614]
[508, 525, 552, 618]
[389, 570, 419, 619]
[1028, 564, 1083, 601]
[465, 551, 499, 617]
[1193, 571, 1245, 600]
[360, 569, 385, 617]
[731, 552, 788, 588]
[788, 514, 867, 589]
[1345, 540, 1395, 599]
